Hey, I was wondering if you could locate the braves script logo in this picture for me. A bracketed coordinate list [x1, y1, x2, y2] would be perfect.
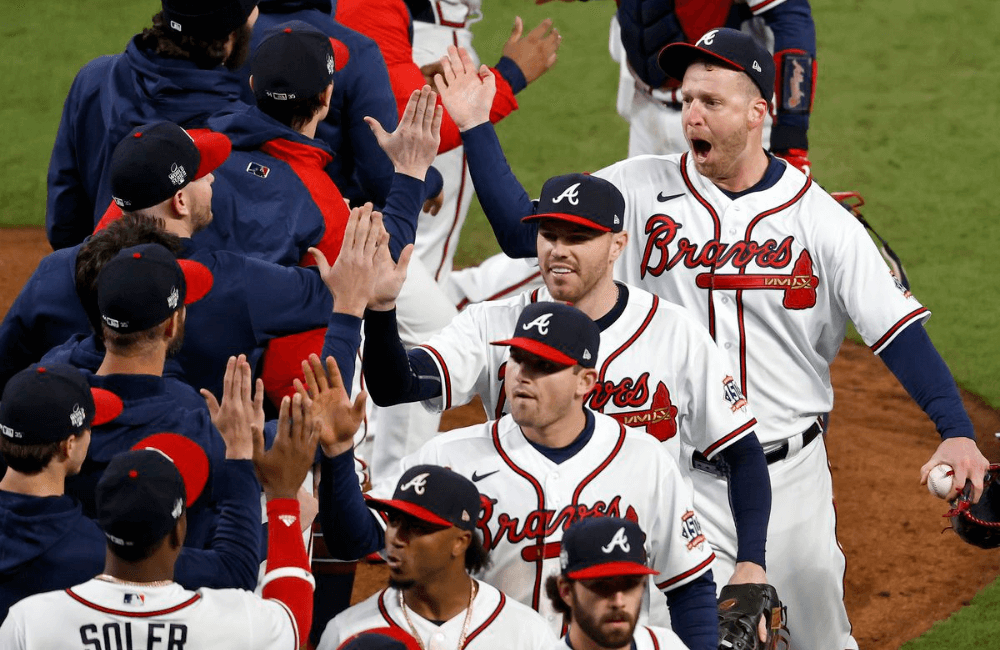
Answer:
[681, 510, 706, 551]
[722, 376, 747, 412]
[400, 472, 430, 495]
[552, 183, 581, 206]
[601, 527, 631, 553]
[522, 313, 552, 335]
[594, 375, 679, 442]
[478, 494, 639, 555]
[697, 29, 719, 46]
[789, 58, 806, 109]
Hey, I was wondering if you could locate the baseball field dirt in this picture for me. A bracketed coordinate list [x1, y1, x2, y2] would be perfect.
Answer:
[2, 226, 997, 650]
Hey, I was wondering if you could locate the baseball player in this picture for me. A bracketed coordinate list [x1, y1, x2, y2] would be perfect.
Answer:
[317, 464, 556, 650]
[545, 517, 687, 650]
[46, 0, 261, 249]
[432, 30, 991, 650]
[0, 389, 319, 649]
[361, 173, 772, 592]
[313, 302, 719, 650]
[0, 360, 272, 619]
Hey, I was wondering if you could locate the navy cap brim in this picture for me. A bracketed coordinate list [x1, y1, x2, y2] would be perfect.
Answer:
[657, 41, 749, 85]
[566, 560, 660, 580]
[364, 495, 454, 529]
[489, 337, 577, 367]
[522, 212, 612, 233]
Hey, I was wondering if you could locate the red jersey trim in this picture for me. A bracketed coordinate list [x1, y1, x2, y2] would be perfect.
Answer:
[597, 294, 659, 382]
[420, 344, 453, 410]
[680, 152, 722, 340]
[646, 626, 660, 650]
[749, 0, 786, 13]
[271, 598, 300, 650]
[377, 589, 402, 627]
[456, 271, 543, 311]
[462, 591, 506, 647]
[702, 418, 757, 458]
[870, 307, 930, 354]
[64, 588, 201, 617]
[654, 552, 716, 590]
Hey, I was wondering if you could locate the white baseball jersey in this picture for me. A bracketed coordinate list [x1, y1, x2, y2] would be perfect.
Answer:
[550, 625, 688, 650]
[371, 413, 715, 632]
[0, 579, 297, 650]
[318, 581, 555, 650]
[418, 283, 757, 461]
[598, 153, 928, 444]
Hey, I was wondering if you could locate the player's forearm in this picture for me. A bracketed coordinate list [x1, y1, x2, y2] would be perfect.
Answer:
[261, 498, 315, 646]
[362, 309, 442, 405]
[879, 322, 975, 439]
[664, 570, 719, 650]
[494, 57, 528, 95]
[718, 433, 771, 568]
[764, 0, 816, 150]
[321, 312, 362, 390]
[173, 459, 263, 591]
[318, 450, 385, 559]
[377, 173, 425, 259]
[460, 123, 539, 258]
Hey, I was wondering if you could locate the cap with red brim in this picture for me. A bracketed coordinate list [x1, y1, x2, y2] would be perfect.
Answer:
[566, 560, 659, 580]
[522, 211, 612, 233]
[188, 128, 232, 180]
[524, 173, 626, 234]
[367, 465, 481, 533]
[364, 496, 454, 529]
[489, 336, 577, 367]
[132, 432, 210, 507]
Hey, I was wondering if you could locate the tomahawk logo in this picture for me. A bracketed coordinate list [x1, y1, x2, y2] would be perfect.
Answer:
[601, 526, 631, 553]
[697, 29, 719, 47]
[552, 183, 581, 206]
[167, 287, 179, 309]
[69, 404, 86, 428]
[168, 163, 186, 186]
[400, 473, 430, 495]
[522, 313, 552, 335]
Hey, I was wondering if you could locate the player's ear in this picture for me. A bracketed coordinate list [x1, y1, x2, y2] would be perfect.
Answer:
[171, 187, 191, 219]
[557, 577, 573, 608]
[747, 96, 768, 130]
[452, 530, 472, 559]
[575, 367, 598, 399]
[170, 512, 187, 551]
[608, 231, 628, 264]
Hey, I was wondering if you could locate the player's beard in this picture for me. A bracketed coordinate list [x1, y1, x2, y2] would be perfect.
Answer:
[572, 591, 638, 649]
[689, 121, 751, 184]
[224, 22, 253, 70]
[167, 310, 186, 357]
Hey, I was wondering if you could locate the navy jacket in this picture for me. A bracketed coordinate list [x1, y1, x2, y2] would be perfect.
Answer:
[0, 460, 262, 622]
[240, 0, 399, 206]
[0, 237, 333, 398]
[46, 37, 250, 249]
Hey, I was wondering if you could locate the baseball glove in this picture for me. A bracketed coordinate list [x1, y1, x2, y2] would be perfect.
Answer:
[717, 583, 790, 650]
[946, 464, 1000, 549]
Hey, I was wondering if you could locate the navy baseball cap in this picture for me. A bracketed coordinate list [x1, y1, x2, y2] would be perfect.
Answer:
[337, 627, 421, 650]
[523, 173, 626, 233]
[97, 434, 210, 549]
[0, 364, 122, 445]
[560, 517, 658, 580]
[162, 0, 258, 39]
[110, 122, 231, 211]
[97, 243, 213, 334]
[366, 465, 481, 532]
[658, 28, 774, 102]
[491, 301, 600, 369]
[252, 22, 335, 103]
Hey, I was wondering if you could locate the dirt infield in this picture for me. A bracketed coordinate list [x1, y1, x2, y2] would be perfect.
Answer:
[3, 226, 998, 649]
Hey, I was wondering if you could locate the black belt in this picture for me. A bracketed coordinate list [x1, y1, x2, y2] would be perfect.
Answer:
[691, 419, 824, 477]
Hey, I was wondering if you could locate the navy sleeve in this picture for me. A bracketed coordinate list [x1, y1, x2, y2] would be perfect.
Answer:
[46, 74, 95, 249]
[173, 459, 263, 591]
[717, 433, 770, 568]
[241, 256, 333, 341]
[378, 173, 426, 260]
[362, 308, 444, 406]
[879, 322, 975, 440]
[664, 569, 719, 650]
[322, 312, 363, 390]
[318, 449, 385, 559]
[493, 56, 528, 95]
[762, 0, 816, 150]
[424, 166, 444, 201]
[461, 123, 539, 258]
[339, 39, 398, 206]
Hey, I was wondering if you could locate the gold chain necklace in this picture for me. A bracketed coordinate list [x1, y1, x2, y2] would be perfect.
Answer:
[95, 574, 174, 588]
[399, 579, 478, 650]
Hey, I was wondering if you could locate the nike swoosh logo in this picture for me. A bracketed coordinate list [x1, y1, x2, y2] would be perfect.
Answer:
[657, 192, 684, 202]
[471, 469, 499, 482]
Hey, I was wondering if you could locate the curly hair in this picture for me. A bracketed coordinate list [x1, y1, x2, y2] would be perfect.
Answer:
[137, 11, 252, 70]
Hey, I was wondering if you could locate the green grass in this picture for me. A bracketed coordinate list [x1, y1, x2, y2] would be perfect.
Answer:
[1, 1, 999, 644]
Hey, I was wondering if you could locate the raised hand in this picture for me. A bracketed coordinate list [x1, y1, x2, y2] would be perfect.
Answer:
[294, 354, 366, 458]
[365, 85, 442, 180]
[501, 17, 561, 85]
[201, 354, 263, 461]
[309, 203, 385, 318]
[433, 46, 495, 132]
[253, 392, 319, 501]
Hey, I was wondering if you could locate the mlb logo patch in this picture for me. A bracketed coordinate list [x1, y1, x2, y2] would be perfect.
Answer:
[247, 162, 270, 179]
[123, 592, 145, 606]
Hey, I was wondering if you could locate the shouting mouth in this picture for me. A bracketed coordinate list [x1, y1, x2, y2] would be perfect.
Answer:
[691, 138, 712, 162]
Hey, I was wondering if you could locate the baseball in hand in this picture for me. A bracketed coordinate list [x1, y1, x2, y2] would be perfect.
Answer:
[927, 464, 954, 499]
